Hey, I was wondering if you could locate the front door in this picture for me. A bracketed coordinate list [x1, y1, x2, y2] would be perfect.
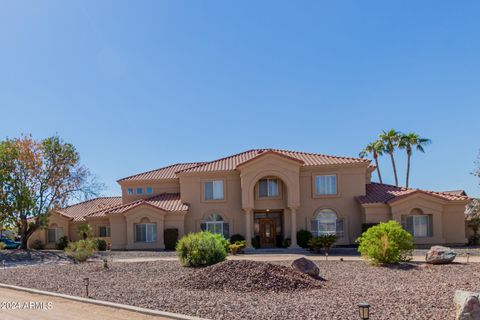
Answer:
[259, 218, 276, 248]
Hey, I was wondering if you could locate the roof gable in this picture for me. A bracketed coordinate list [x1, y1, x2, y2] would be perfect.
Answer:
[100, 193, 188, 216]
[58, 197, 123, 222]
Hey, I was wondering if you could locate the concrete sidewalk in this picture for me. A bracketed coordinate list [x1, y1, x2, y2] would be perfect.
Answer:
[0, 287, 169, 320]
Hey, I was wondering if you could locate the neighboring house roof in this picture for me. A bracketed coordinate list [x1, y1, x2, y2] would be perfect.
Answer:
[177, 149, 369, 174]
[99, 193, 188, 216]
[357, 183, 470, 205]
[57, 197, 123, 221]
[117, 162, 204, 182]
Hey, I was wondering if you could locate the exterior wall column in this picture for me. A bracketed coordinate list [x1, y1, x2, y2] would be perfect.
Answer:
[290, 207, 300, 249]
[245, 208, 253, 249]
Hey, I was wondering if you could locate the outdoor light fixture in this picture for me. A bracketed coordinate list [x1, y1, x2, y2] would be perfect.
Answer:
[103, 258, 109, 269]
[467, 252, 470, 264]
[358, 303, 370, 320]
[83, 277, 90, 297]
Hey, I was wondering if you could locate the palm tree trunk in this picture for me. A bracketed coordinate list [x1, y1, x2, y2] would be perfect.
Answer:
[374, 155, 383, 184]
[406, 152, 411, 188]
[389, 152, 398, 186]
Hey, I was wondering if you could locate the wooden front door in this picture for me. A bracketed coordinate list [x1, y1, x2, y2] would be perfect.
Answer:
[259, 218, 276, 248]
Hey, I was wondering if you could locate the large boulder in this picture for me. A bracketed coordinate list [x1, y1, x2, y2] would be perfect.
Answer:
[454, 290, 480, 320]
[425, 246, 456, 264]
[291, 257, 319, 277]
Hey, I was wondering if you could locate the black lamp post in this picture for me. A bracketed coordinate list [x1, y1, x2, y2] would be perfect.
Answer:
[83, 277, 90, 297]
[358, 303, 370, 320]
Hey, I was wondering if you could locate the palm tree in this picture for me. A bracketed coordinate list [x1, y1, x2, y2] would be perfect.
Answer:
[399, 133, 431, 188]
[359, 141, 384, 184]
[379, 129, 401, 186]
[77, 223, 92, 240]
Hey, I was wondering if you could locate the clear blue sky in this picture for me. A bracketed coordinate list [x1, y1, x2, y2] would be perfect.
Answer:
[0, 1, 479, 198]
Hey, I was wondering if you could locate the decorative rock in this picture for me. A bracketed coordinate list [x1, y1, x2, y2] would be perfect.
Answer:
[425, 246, 456, 264]
[454, 290, 480, 320]
[291, 257, 319, 277]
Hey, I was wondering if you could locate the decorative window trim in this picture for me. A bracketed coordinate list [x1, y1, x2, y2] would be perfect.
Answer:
[202, 179, 226, 202]
[99, 226, 111, 237]
[310, 209, 344, 238]
[257, 178, 281, 199]
[47, 227, 64, 243]
[134, 223, 157, 243]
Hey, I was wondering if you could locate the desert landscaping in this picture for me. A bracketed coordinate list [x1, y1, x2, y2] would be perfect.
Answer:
[0, 257, 477, 320]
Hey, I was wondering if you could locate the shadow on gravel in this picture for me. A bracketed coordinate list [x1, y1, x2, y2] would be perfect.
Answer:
[384, 263, 419, 271]
[0, 250, 71, 264]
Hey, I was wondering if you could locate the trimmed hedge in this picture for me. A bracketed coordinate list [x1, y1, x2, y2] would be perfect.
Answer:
[297, 229, 313, 248]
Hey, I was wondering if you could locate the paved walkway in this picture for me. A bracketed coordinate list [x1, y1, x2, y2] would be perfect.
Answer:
[0, 287, 169, 320]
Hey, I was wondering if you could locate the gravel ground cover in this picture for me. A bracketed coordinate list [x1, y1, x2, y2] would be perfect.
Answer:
[0, 259, 478, 319]
[179, 260, 323, 292]
[0, 250, 72, 267]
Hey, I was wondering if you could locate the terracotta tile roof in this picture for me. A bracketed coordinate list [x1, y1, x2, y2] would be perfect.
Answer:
[357, 183, 470, 205]
[442, 190, 468, 196]
[57, 197, 123, 221]
[101, 193, 188, 215]
[118, 162, 204, 182]
[177, 149, 369, 173]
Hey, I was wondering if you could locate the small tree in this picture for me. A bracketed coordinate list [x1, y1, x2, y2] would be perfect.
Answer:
[176, 231, 228, 267]
[0, 135, 102, 249]
[77, 224, 93, 240]
[356, 220, 413, 265]
[466, 199, 480, 245]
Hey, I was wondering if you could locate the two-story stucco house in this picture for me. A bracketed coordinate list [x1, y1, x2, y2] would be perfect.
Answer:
[28, 149, 469, 250]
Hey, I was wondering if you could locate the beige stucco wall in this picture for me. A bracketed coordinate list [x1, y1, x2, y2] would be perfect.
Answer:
[109, 214, 127, 250]
[28, 212, 71, 249]
[443, 203, 468, 244]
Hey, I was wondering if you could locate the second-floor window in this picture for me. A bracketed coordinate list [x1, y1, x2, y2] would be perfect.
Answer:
[259, 178, 279, 198]
[136, 187, 144, 195]
[204, 180, 224, 201]
[315, 175, 337, 195]
[146, 187, 153, 194]
[127, 188, 134, 195]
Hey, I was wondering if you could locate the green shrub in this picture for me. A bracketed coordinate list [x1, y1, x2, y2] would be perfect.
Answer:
[356, 220, 413, 266]
[92, 238, 107, 251]
[164, 228, 179, 250]
[308, 234, 338, 253]
[176, 231, 228, 267]
[30, 239, 44, 250]
[297, 230, 313, 248]
[229, 240, 246, 255]
[65, 239, 97, 262]
[55, 236, 69, 250]
[0, 242, 6, 250]
[229, 234, 245, 244]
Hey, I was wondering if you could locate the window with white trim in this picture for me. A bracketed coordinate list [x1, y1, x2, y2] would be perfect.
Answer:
[258, 178, 279, 198]
[402, 214, 432, 237]
[204, 180, 224, 201]
[47, 228, 64, 243]
[99, 226, 111, 237]
[135, 223, 157, 242]
[315, 175, 337, 195]
[311, 209, 344, 237]
[200, 213, 229, 238]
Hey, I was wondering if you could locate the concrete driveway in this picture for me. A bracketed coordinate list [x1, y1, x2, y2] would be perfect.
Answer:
[0, 287, 169, 320]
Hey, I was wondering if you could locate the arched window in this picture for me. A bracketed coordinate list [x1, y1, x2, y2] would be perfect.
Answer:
[201, 213, 229, 238]
[311, 209, 344, 238]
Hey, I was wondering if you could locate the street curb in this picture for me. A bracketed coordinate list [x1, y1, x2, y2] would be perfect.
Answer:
[0, 283, 208, 320]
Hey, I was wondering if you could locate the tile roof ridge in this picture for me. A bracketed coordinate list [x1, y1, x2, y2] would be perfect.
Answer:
[117, 162, 204, 182]
[269, 148, 369, 162]
[63, 196, 122, 210]
[175, 149, 261, 173]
